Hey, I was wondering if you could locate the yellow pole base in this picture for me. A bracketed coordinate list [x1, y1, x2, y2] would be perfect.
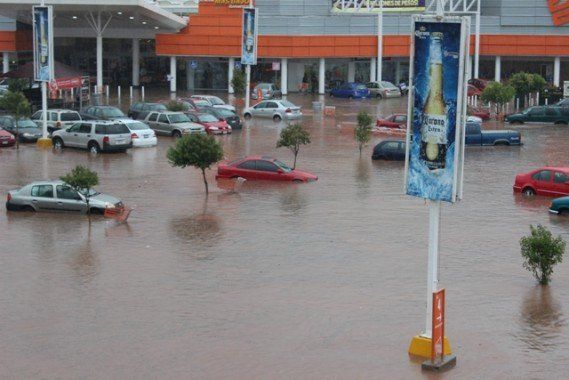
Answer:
[36, 138, 53, 148]
[408, 335, 452, 359]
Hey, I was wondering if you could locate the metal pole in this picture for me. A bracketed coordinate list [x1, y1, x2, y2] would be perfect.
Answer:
[41, 81, 48, 139]
[141, 85, 145, 102]
[424, 200, 441, 337]
[245, 64, 251, 109]
[474, 7, 480, 79]
[117, 85, 121, 105]
[377, 0, 383, 82]
[2, 52, 9, 74]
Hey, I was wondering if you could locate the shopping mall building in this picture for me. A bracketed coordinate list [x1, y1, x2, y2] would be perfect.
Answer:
[0, 0, 568, 95]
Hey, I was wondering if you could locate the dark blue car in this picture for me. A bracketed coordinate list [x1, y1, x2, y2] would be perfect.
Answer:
[330, 82, 370, 99]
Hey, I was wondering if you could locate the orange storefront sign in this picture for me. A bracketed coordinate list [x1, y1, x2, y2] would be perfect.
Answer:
[549, 0, 569, 26]
[431, 289, 445, 362]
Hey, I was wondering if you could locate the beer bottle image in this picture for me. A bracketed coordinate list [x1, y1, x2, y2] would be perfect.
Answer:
[39, 11, 48, 65]
[245, 12, 254, 54]
[420, 32, 447, 170]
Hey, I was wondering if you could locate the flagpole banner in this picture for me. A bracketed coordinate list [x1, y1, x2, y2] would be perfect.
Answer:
[241, 8, 258, 66]
[405, 16, 468, 203]
[33, 5, 54, 82]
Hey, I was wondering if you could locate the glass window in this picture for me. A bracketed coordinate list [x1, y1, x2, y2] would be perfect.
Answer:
[17, 120, 38, 129]
[535, 170, 552, 182]
[466, 124, 479, 135]
[0, 118, 12, 128]
[529, 107, 544, 116]
[169, 114, 191, 123]
[56, 185, 81, 200]
[273, 159, 292, 172]
[384, 141, 400, 150]
[393, 115, 406, 123]
[49, 112, 57, 121]
[60, 112, 80, 121]
[266, 102, 278, 109]
[187, 114, 198, 122]
[95, 125, 105, 134]
[237, 160, 256, 170]
[31, 111, 42, 120]
[148, 113, 158, 122]
[197, 114, 218, 123]
[149, 103, 166, 111]
[158, 114, 169, 124]
[209, 97, 224, 105]
[356, 84, 367, 90]
[255, 160, 279, 172]
[254, 102, 266, 109]
[101, 108, 125, 118]
[68, 123, 82, 132]
[554, 172, 568, 183]
[78, 124, 92, 133]
[132, 103, 142, 111]
[280, 100, 295, 108]
[545, 108, 558, 116]
[31, 185, 54, 198]
[104, 124, 130, 134]
[126, 122, 149, 131]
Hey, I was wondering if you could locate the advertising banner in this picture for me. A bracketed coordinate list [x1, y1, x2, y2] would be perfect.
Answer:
[431, 289, 445, 362]
[33, 6, 54, 82]
[48, 77, 83, 92]
[404, 15, 469, 203]
[331, 0, 425, 13]
[241, 8, 258, 66]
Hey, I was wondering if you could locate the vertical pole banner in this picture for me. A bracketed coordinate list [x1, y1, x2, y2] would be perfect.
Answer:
[33, 5, 54, 82]
[404, 15, 469, 203]
[431, 289, 445, 362]
[241, 7, 258, 66]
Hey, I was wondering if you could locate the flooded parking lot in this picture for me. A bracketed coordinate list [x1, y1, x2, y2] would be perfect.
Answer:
[1, 92, 568, 379]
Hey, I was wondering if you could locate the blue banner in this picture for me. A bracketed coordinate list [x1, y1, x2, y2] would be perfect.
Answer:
[406, 20, 464, 203]
[33, 6, 53, 82]
[241, 8, 258, 66]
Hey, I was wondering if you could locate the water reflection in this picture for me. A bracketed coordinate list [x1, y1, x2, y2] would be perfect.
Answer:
[169, 202, 221, 259]
[68, 236, 99, 284]
[279, 186, 307, 215]
[517, 286, 566, 352]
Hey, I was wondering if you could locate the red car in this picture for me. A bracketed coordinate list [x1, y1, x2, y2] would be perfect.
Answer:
[216, 156, 317, 182]
[0, 127, 16, 147]
[376, 114, 407, 129]
[187, 112, 231, 135]
[513, 167, 569, 197]
[468, 106, 490, 121]
[467, 84, 482, 97]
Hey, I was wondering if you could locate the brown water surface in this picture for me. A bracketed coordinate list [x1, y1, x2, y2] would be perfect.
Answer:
[1, 92, 568, 379]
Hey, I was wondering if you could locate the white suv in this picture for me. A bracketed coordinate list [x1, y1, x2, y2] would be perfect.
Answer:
[31, 109, 82, 134]
[52, 121, 133, 154]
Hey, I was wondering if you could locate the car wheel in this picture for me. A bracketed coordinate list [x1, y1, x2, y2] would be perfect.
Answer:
[172, 130, 182, 138]
[376, 94, 382, 99]
[88, 142, 100, 154]
[348, 95, 353, 100]
[522, 187, 536, 196]
[273, 115, 282, 122]
[244, 113, 252, 120]
[52, 137, 64, 149]
[293, 179, 303, 183]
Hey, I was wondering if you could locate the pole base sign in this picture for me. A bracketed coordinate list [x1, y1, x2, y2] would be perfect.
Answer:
[404, 15, 469, 203]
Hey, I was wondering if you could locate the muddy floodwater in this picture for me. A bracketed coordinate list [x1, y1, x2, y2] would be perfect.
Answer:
[1, 92, 568, 379]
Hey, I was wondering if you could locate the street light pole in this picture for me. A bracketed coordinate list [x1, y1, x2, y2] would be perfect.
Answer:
[377, 0, 383, 82]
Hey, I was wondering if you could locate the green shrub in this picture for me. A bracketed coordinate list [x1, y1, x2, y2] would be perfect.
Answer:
[520, 225, 566, 285]
[355, 111, 373, 155]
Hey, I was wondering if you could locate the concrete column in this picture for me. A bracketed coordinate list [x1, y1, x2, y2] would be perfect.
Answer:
[466, 55, 473, 81]
[132, 39, 140, 87]
[494, 56, 501, 83]
[186, 61, 195, 91]
[169, 56, 177, 93]
[318, 58, 325, 95]
[554, 57, 561, 87]
[281, 58, 288, 95]
[395, 60, 401, 85]
[2, 52, 9, 74]
[370, 57, 377, 82]
[228, 57, 235, 94]
[348, 61, 356, 82]
[96, 35, 103, 91]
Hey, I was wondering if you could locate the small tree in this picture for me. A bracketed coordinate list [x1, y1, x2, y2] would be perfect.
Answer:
[166, 100, 189, 112]
[7, 78, 29, 93]
[0, 90, 31, 149]
[520, 224, 566, 285]
[481, 81, 516, 115]
[529, 73, 547, 96]
[509, 72, 546, 107]
[60, 165, 99, 215]
[231, 69, 246, 95]
[167, 133, 224, 195]
[354, 111, 373, 155]
[276, 123, 311, 170]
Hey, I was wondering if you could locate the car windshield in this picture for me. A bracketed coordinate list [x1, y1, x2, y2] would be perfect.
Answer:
[127, 122, 149, 131]
[102, 108, 125, 118]
[17, 119, 37, 128]
[280, 100, 296, 108]
[356, 84, 367, 90]
[274, 159, 292, 172]
[150, 104, 167, 111]
[78, 188, 99, 197]
[61, 112, 81, 121]
[216, 109, 235, 117]
[105, 124, 130, 134]
[259, 84, 271, 89]
[194, 100, 210, 107]
[169, 114, 190, 123]
[209, 97, 224, 105]
[198, 114, 218, 123]
[522, 108, 531, 114]
[381, 81, 397, 88]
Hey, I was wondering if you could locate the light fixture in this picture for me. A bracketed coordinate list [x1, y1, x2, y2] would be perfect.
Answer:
[72, 16, 77, 20]
[129, 16, 134, 20]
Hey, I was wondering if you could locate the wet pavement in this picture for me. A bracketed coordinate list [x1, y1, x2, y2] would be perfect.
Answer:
[1, 91, 568, 379]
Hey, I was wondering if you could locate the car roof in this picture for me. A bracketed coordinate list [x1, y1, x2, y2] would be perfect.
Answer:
[117, 119, 147, 125]
[47, 109, 79, 112]
[25, 180, 66, 186]
[239, 155, 276, 161]
[380, 139, 405, 143]
[537, 166, 569, 171]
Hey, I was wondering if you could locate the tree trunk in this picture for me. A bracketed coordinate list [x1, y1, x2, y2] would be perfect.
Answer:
[15, 115, 19, 150]
[201, 168, 209, 194]
[293, 153, 297, 170]
[359, 144, 363, 156]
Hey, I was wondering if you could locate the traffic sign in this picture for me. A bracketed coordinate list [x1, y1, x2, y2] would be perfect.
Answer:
[431, 289, 445, 362]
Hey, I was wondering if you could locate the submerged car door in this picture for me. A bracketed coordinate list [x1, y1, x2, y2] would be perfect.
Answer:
[252, 102, 266, 117]
[75, 123, 93, 148]
[534, 170, 555, 196]
[235, 160, 258, 179]
[63, 123, 82, 147]
[146, 112, 160, 133]
[30, 184, 57, 211]
[158, 114, 172, 134]
[56, 185, 87, 212]
[553, 171, 569, 196]
[265, 102, 279, 118]
[255, 160, 281, 180]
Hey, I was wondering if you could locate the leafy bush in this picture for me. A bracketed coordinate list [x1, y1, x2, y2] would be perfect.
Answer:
[520, 225, 566, 285]
[166, 100, 189, 112]
[354, 111, 373, 155]
[481, 81, 515, 114]
[231, 69, 246, 95]
[60, 166, 99, 215]
[276, 123, 311, 169]
[167, 133, 224, 194]
[0, 90, 31, 149]
[509, 72, 547, 107]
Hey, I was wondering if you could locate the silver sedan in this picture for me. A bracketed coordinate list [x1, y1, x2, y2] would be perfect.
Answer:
[243, 100, 302, 122]
[6, 180, 123, 214]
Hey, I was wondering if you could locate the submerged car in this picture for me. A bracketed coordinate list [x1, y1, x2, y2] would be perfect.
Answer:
[372, 140, 406, 161]
[0, 126, 16, 147]
[190, 95, 236, 112]
[81, 106, 129, 121]
[243, 100, 302, 121]
[51, 121, 133, 153]
[505, 106, 569, 125]
[216, 156, 317, 182]
[119, 119, 157, 147]
[251, 83, 282, 100]
[6, 180, 123, 214]
[366, 81, 402, 99]
[0, 116, 43, 142]
[187, 112, 232, 135]
[513, 167, 569, 197]
[549, 196, 569, 215]
[330, 82, 370, 99]
[376, 114, 407, 129]
[202, 106, 242, 130]
[144, 111, 205, 137]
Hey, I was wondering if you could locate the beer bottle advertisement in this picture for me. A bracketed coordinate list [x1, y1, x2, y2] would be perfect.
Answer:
[405, 19, 467, 203]
[241, 8, 258, 66]
[33, 6, 53, 82]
